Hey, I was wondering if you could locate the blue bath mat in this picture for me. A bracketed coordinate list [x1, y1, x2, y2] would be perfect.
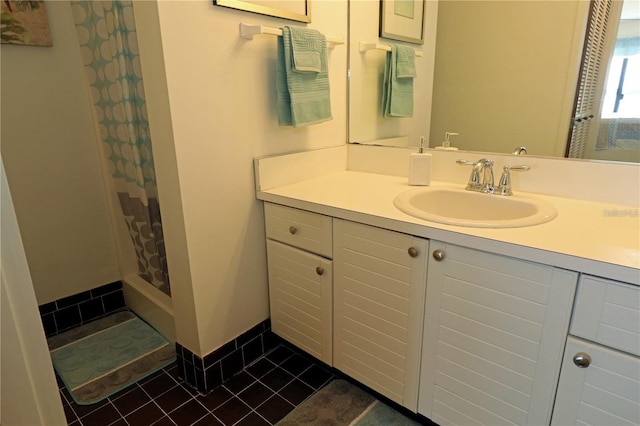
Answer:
[352, 400, 421, 425]
[48, 311, 175, 405]
[278, 379, 420, 425]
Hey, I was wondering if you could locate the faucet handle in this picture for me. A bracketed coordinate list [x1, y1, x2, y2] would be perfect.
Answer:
[456, 159, 475, 166]
[497, 164, 530, 196]
[505, 164, 531, 172]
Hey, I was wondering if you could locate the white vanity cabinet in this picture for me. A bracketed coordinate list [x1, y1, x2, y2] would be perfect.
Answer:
[264, 204, 430, 410]
[551, 275, 640, 425]
[264, 203, 333, 365]
[261, 198, 638, 424]
[419, 241, 578, 425]
[332, 219, 429, 411]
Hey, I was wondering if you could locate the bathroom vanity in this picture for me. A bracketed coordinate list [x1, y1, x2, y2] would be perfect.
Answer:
[255, 146, 639, 425]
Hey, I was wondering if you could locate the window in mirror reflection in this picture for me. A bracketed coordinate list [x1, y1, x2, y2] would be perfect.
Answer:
[568, 0, 639, 162]
[601, 35, 640, 118]
[596, 0, 639, 159]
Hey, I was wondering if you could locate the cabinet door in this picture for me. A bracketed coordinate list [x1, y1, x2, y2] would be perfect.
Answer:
[266, 240, 332, 365]
[419, 241, 577, 425]
[333, 219, 428, 411]
[552, 337, 640, 425]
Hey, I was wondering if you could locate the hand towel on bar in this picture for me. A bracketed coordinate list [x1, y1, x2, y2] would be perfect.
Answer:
[289, 25, 323, 72]
[395, 44, 416, 78]
[382, 44, 415, 118]
[276, 26, 332, 127]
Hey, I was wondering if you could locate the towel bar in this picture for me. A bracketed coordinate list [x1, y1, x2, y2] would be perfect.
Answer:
[360, 41, 423, 57]
[240, 23, 344, 46]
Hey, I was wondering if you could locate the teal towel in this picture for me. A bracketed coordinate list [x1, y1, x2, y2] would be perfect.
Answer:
[289, 25, 322, 72]
[276, 26, 332, 127]
[382, 44, 415, 118]
[395, 45, 416, 78]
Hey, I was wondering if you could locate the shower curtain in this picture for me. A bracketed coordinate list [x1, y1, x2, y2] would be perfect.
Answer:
[71, 0, 170, 296]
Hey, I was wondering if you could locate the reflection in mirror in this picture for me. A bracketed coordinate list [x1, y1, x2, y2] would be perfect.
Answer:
[429, 1, 585, 157]
[430, 0, 639, 163]
[348, 0, 438, 147]
[349, 0, 639, 164]
[567, 0, 640, 163]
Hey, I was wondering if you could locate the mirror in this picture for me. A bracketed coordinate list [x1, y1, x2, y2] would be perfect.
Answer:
[213, 0, 311, 23]
[348, 0, 438, 148]
[348, 0, 640, 163]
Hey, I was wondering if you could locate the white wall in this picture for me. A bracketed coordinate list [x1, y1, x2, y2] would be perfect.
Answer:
[1, 160, 66, 426]
[136, 0, 348, 356]
[0, 1, 120, 304]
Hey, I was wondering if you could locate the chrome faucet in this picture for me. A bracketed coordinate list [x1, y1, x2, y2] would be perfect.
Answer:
[458, 159, 530, 196]
[497, 164, 530, 196]
[457, 158, 495, 193]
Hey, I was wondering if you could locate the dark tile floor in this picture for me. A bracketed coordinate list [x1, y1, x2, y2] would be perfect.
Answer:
[61, 344, 334, 426]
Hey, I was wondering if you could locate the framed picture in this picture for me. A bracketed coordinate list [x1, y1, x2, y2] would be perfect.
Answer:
[379, 0, 424, 45]
[1, 0, 52, 46]
[213, 0, 311, 23]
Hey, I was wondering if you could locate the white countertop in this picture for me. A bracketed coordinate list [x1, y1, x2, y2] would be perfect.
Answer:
[257, 171, 640, 285]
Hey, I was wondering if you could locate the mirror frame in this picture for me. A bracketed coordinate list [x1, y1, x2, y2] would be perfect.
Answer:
[213, 0, 311, 23]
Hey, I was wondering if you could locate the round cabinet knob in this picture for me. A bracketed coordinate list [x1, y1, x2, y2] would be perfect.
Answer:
[573, 352, 591, 368]
[432, 249, 446, 261]
[289, 226, 297, 235]
[315, 266, 324, 276]
[408, 247, 419, 258]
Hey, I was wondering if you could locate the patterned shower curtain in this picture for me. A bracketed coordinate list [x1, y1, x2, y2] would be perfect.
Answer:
[71, 0, 170, 296]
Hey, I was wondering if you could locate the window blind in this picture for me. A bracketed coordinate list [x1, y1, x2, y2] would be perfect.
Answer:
[567, 0, 613, 158]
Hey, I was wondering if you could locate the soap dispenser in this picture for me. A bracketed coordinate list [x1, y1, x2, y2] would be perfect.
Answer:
[434, 132, 459, 151]
[408, 137, 432, 186]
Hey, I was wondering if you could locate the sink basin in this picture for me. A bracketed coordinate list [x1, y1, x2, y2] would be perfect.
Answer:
[393, 187, 557, 228]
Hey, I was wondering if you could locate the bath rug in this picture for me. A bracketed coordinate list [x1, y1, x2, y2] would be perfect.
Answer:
[277, 379, 421, 425]
[351, 400, 422, 425]
[48, 310, 175, 405]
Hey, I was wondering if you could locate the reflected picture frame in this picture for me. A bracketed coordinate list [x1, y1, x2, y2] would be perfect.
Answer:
[213, 0, 311, 23]
[379, 0, 424, 45]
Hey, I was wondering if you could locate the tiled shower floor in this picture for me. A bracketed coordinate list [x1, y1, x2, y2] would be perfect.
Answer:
[61, 344, 334, 426]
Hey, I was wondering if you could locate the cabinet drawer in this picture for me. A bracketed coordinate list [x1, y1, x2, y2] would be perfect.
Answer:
[267, 240, 332, 365]
[571, 275, 640, 356]
[265, 203, 332, 258]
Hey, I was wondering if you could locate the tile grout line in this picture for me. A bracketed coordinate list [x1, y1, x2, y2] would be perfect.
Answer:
[208, 411, 227, 426]
[105, 402, 129, 426]
[106, 385, 141, 426]
[136, 378, 185, 424]
[219, 366, 279, 425]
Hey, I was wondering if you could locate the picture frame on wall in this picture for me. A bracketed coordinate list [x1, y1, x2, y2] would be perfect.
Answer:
[379, 0, 424, 45]
[1, 0, 52, 46]
[213, 0, 311, 23]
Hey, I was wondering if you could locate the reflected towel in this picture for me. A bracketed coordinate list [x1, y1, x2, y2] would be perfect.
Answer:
[382, 44, 415, 118]
[395, 45, 416, 78]
[276, 26, 332, 127]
